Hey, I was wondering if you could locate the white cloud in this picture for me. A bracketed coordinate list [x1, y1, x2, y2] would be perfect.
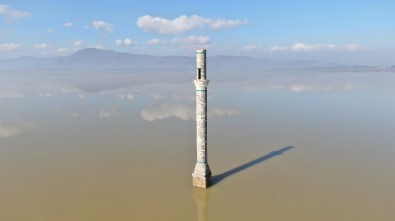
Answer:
[115, 38, 137, 46]
[0, 43, 21, 52]
[171, 36, 210, 45]
[32, 43, 49, 49]
[243, 44, 261, 51]
[0, 121, 39, 138]
[115, 39, 122, 45]
[292, 43, 336, 52]
[243, 44, 287, 52]
[0, 4, 31, 22]
[291, 43, 362, 52]
[47, 28, 53, 33]
[244, 43, 363, 53]
[63, 22, 73, 27]
[99, 106, 117, 118]
[344, 44, 363, 51]
[141, 104, 241, 122]
[267, 46, 288, 52]
[73, 40, 82, 47]
[56, 47, 72, 55]
[93, 45, 105, 49]
[92, 20, 113, 33]
[124, 38, 136, 45]
[146, 38, 166, 45]
[209, 19, 248, 30]
[136, 15, 247, 34]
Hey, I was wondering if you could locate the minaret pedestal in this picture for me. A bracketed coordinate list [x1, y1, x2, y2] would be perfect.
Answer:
[192, 49, 211, 188]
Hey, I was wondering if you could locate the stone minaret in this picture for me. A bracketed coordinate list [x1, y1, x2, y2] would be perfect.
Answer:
[192, 49, 211, 188]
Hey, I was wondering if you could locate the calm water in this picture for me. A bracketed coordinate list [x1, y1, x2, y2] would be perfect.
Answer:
[0, 70, 394, 220]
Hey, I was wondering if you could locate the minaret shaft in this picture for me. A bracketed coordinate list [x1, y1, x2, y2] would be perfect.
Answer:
[192, 49, 211, 188]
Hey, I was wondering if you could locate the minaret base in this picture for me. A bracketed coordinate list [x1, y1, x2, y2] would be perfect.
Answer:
[192, 174, 211, 188]
[192, 163, 212, 188]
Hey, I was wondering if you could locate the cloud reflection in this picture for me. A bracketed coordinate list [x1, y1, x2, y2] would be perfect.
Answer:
[0, 121, 39, 138]
[141, 104, 241, 121]
[0, 91, 25, 99]
[99, 106, 117, 118]
[141, 104, 194, 121]
[289, 83, 357, 92]
[118, 93, 135, 100]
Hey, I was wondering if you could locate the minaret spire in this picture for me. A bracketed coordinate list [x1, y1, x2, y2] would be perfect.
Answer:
[192, 49, 212, 188]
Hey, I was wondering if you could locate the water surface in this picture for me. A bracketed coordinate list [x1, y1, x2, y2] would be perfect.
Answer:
[0, 70, 394, 220]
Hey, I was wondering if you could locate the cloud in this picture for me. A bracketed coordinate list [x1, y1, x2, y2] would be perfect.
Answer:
[0, 4, 31, 22]
[56, 47, 72, 55]
[48, 28, 53, 33]
[244, 43, 363, 53]
[141, 104, 241, 122]
[209, 19, 248, 30]
[136, 15, 247, 34]
[115, 38, 137, 46]
[267, 46, 288, 52]
[292, 43, 335, 52]
[171, 36, 210, 45]
[73, 40, 82, 47]
[146, 38, 166, 45]
[0, 43, 21, 52]
[0, 121, 39, 138]
[291, 43, 363, 52]
[243, 45, 260, 51]
[243, 44, 287, 52]
[32, 43, 49, 49]
[124, 38, 136, 45]
[344, 44, 363, 51]
[99, 106, 117, 118]
[63, 22, 73, 27]
[115, 39, 122, 45]
[93, 45, 105, 49]
[92, 20, 113, 33]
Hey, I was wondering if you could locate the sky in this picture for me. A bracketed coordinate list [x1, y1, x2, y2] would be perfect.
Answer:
[0, 0, 394, 65]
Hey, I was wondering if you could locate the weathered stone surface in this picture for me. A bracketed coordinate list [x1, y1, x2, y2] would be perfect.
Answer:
[193, 49, 212, 188]
[192, 173, 212, 188]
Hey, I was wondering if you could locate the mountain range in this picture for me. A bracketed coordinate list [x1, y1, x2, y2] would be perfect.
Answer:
[0, 48, 393, 72]
[0, 48, 344, 70]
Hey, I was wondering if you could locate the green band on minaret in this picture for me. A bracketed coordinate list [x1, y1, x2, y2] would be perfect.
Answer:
[196, 90, 207, 92]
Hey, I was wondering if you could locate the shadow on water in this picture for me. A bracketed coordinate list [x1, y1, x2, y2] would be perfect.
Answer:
[212, 145, 294, 185]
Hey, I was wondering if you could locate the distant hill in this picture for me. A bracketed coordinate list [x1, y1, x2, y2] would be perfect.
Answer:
[0, 48, 392, 72]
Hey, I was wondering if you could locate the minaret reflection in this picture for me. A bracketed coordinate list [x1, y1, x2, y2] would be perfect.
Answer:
[192, 187, 211, 221]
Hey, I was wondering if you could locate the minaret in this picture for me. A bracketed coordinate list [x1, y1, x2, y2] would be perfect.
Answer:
[192, 49, 211, 188]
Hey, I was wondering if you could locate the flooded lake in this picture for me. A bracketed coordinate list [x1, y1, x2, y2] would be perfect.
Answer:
[0, 70, 394, 220]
